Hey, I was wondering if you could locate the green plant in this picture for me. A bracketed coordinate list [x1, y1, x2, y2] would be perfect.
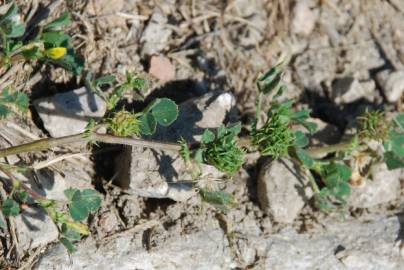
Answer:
[0, 4, 83, 74]
[194, 123, 245, 174]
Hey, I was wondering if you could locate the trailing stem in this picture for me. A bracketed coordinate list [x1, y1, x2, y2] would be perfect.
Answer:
[0, 133, 182, 158]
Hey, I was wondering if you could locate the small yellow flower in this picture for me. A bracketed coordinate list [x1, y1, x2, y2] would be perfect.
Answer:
[45, 47, 67, 60]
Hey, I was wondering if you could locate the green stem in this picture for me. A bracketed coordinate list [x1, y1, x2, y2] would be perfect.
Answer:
[0, 132, 182, 158]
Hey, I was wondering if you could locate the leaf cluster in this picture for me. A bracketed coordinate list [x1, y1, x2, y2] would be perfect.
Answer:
[194, 123, 245, 174]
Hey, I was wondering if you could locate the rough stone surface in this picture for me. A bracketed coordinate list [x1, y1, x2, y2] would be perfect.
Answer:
[34, 215, 403, 270]
[263, 216, 403, 270]
[115, 92, 236, 201]
[35, 229, 233, 270]
[331, 77, 376, 104]
[291, 0, 319, 36]
[15, 206, 59, 252]
[140, 9, 172, 56]
[377, 70, 404, 103]
[34, 87, 107, 137]
[349, 163, 401, 208]
[257, 158, 313, 223]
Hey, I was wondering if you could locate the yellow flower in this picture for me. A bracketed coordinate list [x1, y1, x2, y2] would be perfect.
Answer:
[45, 47, 67, 59]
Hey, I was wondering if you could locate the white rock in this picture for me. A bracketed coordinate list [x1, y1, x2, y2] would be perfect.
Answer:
[34, 230, 233, 270]
[291, 0, 319, 36]
[377, 70, 404, 103]
[257, 158, 313, 223]
[140, 10, 172, 56]
[331, 77, 376, 104]
[34, 87, 106, 137]
[115, 92, 236, 201]
[15, 206, 59, 251]
[349, 163, 401, 208]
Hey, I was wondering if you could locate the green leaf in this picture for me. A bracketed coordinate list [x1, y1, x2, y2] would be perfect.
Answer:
[199, 188, 236, 210]
[149, 98, 178, 127]
[51, 50, 84, 75]
[2, 198, 20, 216]
[202, 129, 215, 144]
[66, 189, 102, 221]
[5, 23, 25, 38]
[226, 122, 242, 136]
[384, 151, 404, 170]
[69, 202, 89, 222]
[0, 3, 18, 25]
[61, 223, 81, 241]
[44, 12, 71, 31]
[257, 64, 283, 94]
[64, 188, 77, 201]
[334, 182, 351, 199]
[42, 31, 71, 47]
[80, 189, 102, 212]
[60, 237, 77, 253]
[139, 112, 156, 135]
[294, 131, 309, 148]
[0, 104, 11, 118]
[384, 130, 404, 157]
[394, 113, 404, 130]
[296, 148, 314, 168]
[95, 75, 116, 88]
[16, 191, 28, 203]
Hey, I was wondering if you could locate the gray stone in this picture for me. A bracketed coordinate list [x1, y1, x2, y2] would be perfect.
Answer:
[263, 216, 402, 270]
[376, 70, 404, 103]
[35, 229, 234, 270]
[115, 92, 236, 201]
[349, 163, 401, 208]
[15, 206, 59, 252]
[257, 158, 313, 223]
[34, 87, 106, 137]
[140, 10, 172, 56]
[291, 0, 319, 36]
[331, 77, 376, 104]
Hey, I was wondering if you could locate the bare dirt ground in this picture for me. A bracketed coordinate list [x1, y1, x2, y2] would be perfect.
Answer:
[1, 0, 404, 269]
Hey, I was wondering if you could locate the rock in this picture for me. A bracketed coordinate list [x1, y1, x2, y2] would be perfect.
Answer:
[115, 92, 236, 201]
[257, 158, 313, 223]
[349, 163, 401, 208]
[291, 0, 319, 36]
[148, 55, 175, 82]
[331, 77, 376, 104]
[140, 10, 173, 56]
[30, 170, 93, 201]
[35, 229, 233, 270]
[264, 216, 402, 270]
[376, 70, 404, 103]
[15, 206, 59, 252]
[34, 87, 107, 137]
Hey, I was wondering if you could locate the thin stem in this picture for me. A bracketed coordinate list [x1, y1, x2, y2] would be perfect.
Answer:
[305, 141, 353, 159]
[0, 132, 182, 159]
[304, 167, 320, 194]
[0, 165, 46, 201]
